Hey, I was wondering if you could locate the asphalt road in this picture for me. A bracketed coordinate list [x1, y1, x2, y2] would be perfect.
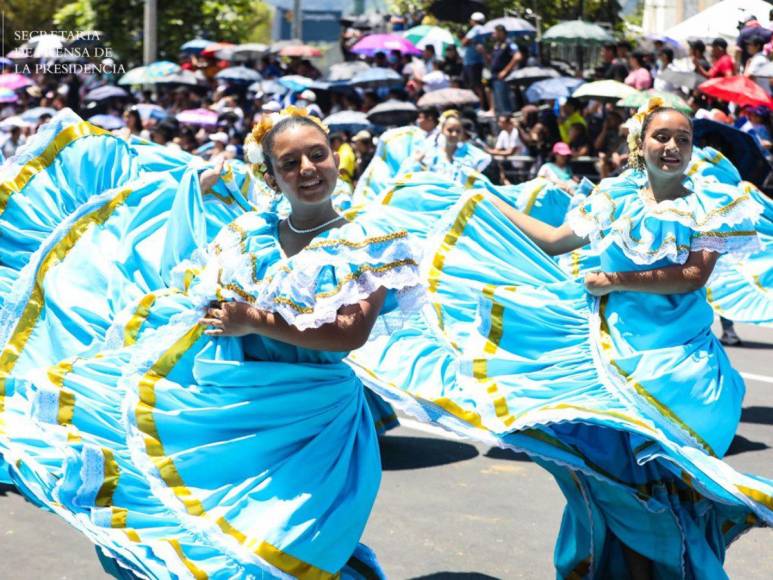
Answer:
[0, 322, 771, 579]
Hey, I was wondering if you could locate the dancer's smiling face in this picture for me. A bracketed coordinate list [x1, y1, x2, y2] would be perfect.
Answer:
[442, 116, 464, 147]
[641, 109, 692, 176]
[264, 121, 339, 206]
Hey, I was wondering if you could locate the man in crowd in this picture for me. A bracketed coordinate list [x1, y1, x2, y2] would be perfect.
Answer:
[462, 12, 487, 109]
[489, 24, 521, 114]
[695, 38, 737, 78]
[352, 130, 375, 181]
[558, 98, 587, 144]
[597, 43, 628, 81]
[330, 132, 357, 186]
[485, 114, 528, 184]
[744, 36, 771, 94]
[417, 108, 439, 138]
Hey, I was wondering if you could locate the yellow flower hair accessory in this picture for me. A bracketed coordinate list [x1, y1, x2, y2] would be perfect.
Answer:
[439, 108, 461, 128]
[244, 105, 330, 172]
[624, 96, 665, 170]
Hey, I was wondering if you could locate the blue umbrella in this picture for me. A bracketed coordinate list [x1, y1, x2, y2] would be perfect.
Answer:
[88, 114, 125, 130]
[0, 57, 13, 68]
[249, 79, 287, 95]
[277, 75, 314, 92]
[21, 107, 56, 122]
[349, 67, 403, 88]
[525, 77, 585, 103]
[323, 110, 372, 133]
[85, 85, 129, 101]
[215, 66, 262, 84]
[181, 39, 215, 54]
[693, 119, 770, 187]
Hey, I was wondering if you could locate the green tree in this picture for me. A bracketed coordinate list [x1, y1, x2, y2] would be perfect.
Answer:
[3, 0, 70, 50]
[53, 0, 273, 65]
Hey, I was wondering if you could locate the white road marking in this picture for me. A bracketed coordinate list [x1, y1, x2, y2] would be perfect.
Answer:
[740, 372, 773, 385]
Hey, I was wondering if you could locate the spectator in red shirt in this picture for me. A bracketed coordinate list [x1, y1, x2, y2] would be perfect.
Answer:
[695, 38, 737, 78]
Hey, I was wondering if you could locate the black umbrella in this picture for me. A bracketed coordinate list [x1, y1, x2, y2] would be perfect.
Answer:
[366, 100, 418, 126]
[693, 119, 771, 187]
[506, 66, 561, 85]
[428, 0, 486, 24]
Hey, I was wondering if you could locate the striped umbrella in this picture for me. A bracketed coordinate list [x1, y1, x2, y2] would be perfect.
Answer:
[403, 25, 461, 57]
[617, 89, 692, 114]
[0, 73, 34, 90]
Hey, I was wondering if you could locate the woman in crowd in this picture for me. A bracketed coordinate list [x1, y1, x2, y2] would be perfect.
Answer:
[537, 141, 579, 192]
[0, 107, 422, 578]
[409, 109, 491, 175]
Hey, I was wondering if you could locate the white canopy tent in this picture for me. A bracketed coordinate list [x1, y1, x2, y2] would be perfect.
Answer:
[663, 0, 772, 44]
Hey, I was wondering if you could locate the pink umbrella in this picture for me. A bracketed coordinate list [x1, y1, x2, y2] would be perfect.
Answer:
[279, 45, 322, 58]
[351, 34, 421, 57]
[176, 108, 219, 127]
[0, 73, 34, 90]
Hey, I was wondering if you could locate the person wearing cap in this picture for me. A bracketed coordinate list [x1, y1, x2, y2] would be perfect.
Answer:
[743, 36, 772, 94]
[462, 12, 487, 108]
[536, 142, 578, 193]
[739, 105, 773, 151]
[296, 89, 323, 118]
[488, 24, 521, 115]
[695, 38, 737, 78]
[351, 130, 375, 181]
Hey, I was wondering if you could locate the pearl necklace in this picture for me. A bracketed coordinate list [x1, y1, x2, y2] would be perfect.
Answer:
[287, 214, 344, 234]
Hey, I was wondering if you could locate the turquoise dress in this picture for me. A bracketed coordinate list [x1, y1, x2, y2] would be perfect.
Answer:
[0, 110, 423, 578]
[347, 165, 773, 577]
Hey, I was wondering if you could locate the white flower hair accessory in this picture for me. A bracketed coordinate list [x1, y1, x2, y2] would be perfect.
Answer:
[625, 96, 665, 170]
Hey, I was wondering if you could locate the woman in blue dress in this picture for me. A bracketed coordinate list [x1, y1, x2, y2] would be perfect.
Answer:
[0, 107, 423, 578]
[348, 99, 772, 578]
[406, 110, 491, 177]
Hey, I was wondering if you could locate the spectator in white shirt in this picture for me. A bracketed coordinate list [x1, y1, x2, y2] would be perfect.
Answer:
[653, 48, 678, 93]
[744, 37, 771, 95]
[485, 115, 528, 184]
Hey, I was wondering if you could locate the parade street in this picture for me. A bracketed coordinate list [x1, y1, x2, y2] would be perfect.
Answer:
[0, 321, 771, 579]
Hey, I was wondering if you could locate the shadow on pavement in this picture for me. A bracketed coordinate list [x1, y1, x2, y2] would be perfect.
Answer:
[725, 434, 769, 456]
[741, 406, 773, 426]
[725, 340, 773, 350]
[0, 483, 20, 497]
[483, 447, 532, 462]
[410, 574, 501, 579]
[380, 435, 478, 470]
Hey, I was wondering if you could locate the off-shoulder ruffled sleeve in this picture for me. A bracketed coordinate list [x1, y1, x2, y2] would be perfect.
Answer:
[181, 213, 425, 331]
[566, 166, 764, 266]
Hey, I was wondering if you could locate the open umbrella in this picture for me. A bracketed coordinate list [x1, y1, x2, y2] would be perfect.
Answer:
[525, 77, 585, 102]
[156, 70, 205, 87]
[88, 114, 124, 130]
[350, 67, 402, 88]
[417, 88, 479, 108]
[180, 39, 214, 54]
[542, 20, 615, 46]
[21, 34, 64, 58]
[132, 104, 168, 122]
[572, 80, 637, 100]
[21, 107, 56, 122]
[693, 119, 770, 186]
[201, 42, 235, 57]
[327, 61, 371, 82]
[324, 111, 371, 133]
[617, 89, 691, 113]
[506, 66, 561, 85]
[428, 0, 486, 24]
[119, 62, 182, 85]
[215, 66, 262, 83]
[421, 70, 450, 92]
[177, 108, 218, 127]
[277, 75, 315, 92]
[0, 57, 13, 68]
[230, 43, 269, 62]
[657, 69, 704, 90]
[279, 45, 322, 58]
[698, 75, 773, 108]
[366, 100, 418, 126]
[403, 25, 461, 57]
[0, 88, 18, 103]
[85, 85, 129, 101]
[481, 17, 537, 38]
[249, 79, 287, 96]
[351, 34, 421, 57]
[0, 73, 34, 90]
